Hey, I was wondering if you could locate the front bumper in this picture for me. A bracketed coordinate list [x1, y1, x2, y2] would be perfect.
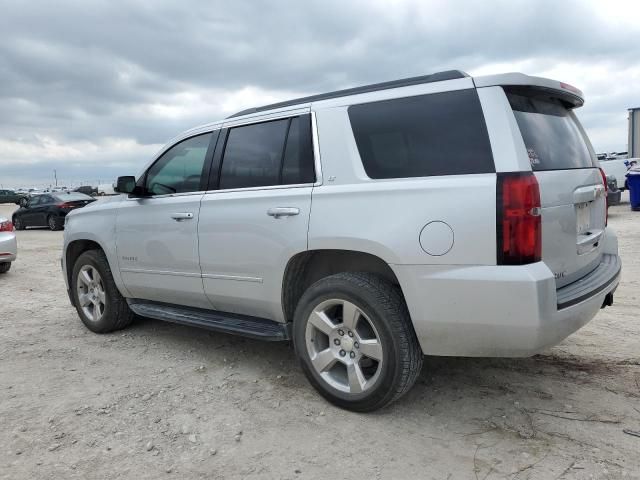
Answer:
[392, 235, 621, 357]
[0, 233, 17, 263]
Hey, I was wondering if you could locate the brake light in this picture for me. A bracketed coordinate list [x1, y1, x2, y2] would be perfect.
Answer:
[560, 82, 581, 94]
[497, 173, 541, 265]
[599, 167, 608, 226]
[0, 220, 14, 232]
[58, 202, 74, 209]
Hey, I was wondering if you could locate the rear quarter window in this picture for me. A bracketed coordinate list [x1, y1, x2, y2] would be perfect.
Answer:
[348, 89, 495, 179]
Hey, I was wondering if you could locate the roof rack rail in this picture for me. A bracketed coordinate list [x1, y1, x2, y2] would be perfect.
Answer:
[227, 70, 469, 119]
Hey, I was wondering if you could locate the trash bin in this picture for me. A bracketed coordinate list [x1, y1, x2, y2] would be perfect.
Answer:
[627, 168, 640, 211]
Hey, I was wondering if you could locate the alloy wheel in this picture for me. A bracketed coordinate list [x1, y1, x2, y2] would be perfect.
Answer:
[305, 299, 383, 394]
[76, 265, 106, 322]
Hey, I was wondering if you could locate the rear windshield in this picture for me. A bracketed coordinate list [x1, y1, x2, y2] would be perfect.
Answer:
[506, 88, 596, 171]
[348, 89, 495, 179]
[53, 192, 92, 201]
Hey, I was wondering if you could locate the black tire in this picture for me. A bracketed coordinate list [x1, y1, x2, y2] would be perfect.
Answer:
[12, 217, 24, 230]
[0, 262, 11, 274]
[71, 249, 134, 333]
[293, 272, 423, 412]
[48, 215, 63, 231]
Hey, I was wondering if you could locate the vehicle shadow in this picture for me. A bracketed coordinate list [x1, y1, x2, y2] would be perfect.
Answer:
[123, 315, 619, 417]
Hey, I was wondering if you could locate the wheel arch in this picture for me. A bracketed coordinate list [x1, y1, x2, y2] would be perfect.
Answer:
[281, 249, 403, 324]
[65, 238, 130, 302]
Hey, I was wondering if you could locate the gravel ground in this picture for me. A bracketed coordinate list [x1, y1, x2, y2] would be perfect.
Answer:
[1, 197, 639, 480]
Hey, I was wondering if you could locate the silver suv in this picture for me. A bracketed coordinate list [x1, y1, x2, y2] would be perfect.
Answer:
[62, 71, 621, 411]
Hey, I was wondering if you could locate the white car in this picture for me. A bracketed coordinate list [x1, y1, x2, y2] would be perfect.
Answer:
[0, 216, 17, 273]
[599, 157, 629, 190]
[62, 71, 621, 411]
[97, 183, 116, 196]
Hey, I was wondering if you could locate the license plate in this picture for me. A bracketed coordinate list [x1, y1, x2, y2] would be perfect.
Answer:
[576, 203, 591, 234]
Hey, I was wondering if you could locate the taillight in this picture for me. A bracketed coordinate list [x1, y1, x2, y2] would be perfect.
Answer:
[0, 220, 14, 232]
[58, 202, 74, 209]
[497, 172, 541, 265]
[599, 167, 608, 226]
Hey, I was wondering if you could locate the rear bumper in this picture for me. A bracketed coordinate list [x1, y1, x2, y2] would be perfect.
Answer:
[0, 233, 17, 263]
[393, 232, 621, 357]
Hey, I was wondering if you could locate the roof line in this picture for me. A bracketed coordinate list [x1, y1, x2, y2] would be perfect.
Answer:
[227, 70, 469, 119]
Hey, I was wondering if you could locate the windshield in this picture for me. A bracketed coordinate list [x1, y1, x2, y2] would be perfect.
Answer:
[506, 88, 596, 171]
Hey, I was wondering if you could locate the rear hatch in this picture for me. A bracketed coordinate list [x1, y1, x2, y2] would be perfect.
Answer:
[505, 86, 606, 288]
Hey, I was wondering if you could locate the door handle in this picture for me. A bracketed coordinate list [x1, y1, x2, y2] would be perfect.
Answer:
[267, 207, 300, 219]
[170, 212, 194, 221]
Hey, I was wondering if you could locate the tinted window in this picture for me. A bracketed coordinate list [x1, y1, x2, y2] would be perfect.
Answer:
[281, 116, 316, 184]
[30, 196, 46, 206]
[506, 89, 595, 171]
[348, 89, 494, 179]
[145, 133, 212, 195]
[220, 119, 289, 189]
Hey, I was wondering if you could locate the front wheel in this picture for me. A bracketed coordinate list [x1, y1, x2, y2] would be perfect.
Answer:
[71, 250, 134, 333]
[293, 272, 423, 412]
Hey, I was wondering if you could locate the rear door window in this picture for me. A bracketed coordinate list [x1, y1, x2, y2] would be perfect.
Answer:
[219, 115, 315, 189]
[505, 88, 596, 171]
[348, 89, 494, 179]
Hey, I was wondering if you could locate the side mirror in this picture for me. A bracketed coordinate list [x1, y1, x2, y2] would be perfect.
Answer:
[114, 176, 136, 194]
[19, 197, 28, 207]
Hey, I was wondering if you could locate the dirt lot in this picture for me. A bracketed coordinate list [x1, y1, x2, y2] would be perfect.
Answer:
[0, 199, 639, 480]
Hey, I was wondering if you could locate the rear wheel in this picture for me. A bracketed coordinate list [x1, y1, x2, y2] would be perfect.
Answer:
[48, 215, 63, 231]
[293, 272, 423, 412]
[0, 262, 11, 274]
[71, 250, 134, 333]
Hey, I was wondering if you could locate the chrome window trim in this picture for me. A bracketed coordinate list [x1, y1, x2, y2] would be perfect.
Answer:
[222, 106, 311, 129]
[202, 109, 320, 194]
[311, 110, 323, 186]
[203, 183, 313, 195]
[124, 190, 207, 201]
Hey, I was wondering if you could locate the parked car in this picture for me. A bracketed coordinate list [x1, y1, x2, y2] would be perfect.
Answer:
[97, 183, 116, 196]
[600, 157, 629, 190]
[13, 192, 95, 231]
[62, 71, 621, 411]
[610, 151, 628, 160]
[0, 189, 27, 205]
[74, 185, 97, 196]
[0, 216, 17, 273]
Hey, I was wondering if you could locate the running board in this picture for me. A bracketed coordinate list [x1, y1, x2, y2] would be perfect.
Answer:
[127, 300, 290, 341]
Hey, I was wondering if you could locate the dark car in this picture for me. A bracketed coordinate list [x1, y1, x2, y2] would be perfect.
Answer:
[0, 189, 27, 205]
[74, 185, 98, 196]
[12, 192, 96, 231]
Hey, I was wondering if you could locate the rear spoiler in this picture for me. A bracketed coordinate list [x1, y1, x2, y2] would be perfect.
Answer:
[473, 72, 584, 108]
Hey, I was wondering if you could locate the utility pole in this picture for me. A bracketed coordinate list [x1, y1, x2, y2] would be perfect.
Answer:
[54, 169, 58, 187]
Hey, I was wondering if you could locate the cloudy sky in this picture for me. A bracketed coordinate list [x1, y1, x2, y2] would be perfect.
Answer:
[1, 0, 639, 188]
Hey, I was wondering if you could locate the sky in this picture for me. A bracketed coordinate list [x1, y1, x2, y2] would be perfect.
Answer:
[1, 0, 639, 188]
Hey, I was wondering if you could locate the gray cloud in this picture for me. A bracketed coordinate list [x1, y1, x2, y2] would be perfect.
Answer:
[1, 0, 639, 186]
